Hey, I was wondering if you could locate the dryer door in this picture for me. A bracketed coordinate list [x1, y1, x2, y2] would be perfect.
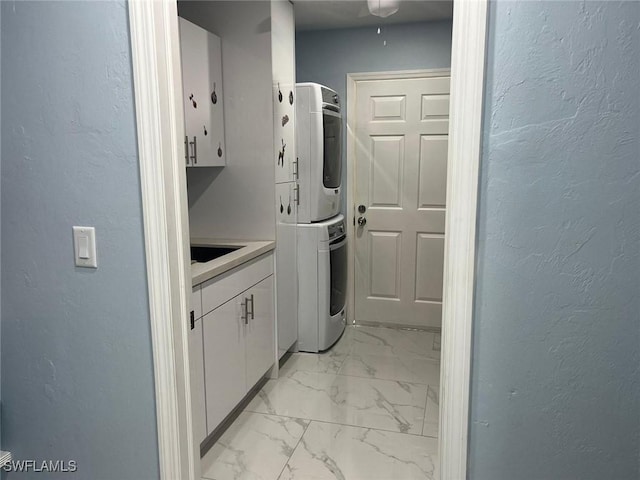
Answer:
[322, 109, 342, 189]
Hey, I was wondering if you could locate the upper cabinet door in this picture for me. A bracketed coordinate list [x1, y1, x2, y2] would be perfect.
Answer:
[205, 32, 226, 166]
[272, 1, 296, 183]
[179, 17, 226, 167]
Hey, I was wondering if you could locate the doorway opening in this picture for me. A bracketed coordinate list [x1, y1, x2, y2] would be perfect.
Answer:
[127, 0, 488, 478]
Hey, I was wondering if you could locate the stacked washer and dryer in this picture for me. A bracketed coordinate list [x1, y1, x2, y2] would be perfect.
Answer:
[295, 83, 347, 353]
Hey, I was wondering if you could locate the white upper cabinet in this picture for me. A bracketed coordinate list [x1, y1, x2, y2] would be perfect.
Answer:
[179, 17, 226, 167]
[272, 1, 299, 358]
[272, 0, 297, 183]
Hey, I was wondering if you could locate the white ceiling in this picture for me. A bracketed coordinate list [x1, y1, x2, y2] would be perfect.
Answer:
[293, 0, 453, 31]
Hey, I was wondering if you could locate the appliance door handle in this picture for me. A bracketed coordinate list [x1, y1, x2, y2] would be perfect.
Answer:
[329, 236, 347, 250]
[322, 108, 341, 117]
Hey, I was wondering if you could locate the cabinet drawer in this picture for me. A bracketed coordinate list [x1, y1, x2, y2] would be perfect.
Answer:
[201, 253, 273, 316]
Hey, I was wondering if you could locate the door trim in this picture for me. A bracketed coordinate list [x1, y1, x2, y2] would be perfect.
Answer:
[345, 67, 451, 329]
[129, 0, 487, 478]
[128, 1, 196, 479]
[346, 2, 488, 479]
[439, 1, 488, 478]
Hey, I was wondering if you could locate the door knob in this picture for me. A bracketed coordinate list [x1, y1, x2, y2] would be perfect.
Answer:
[357, 217, 367, 227]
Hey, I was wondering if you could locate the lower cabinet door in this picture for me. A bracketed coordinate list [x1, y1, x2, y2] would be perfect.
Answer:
[275, 223, 297, 359]
[245, 275, 275, 389]
[189, 316, 207, 444]
[203, 296, 246, 434]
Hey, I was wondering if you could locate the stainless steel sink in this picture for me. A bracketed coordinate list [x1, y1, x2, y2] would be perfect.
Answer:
[190, 245, 242, 263]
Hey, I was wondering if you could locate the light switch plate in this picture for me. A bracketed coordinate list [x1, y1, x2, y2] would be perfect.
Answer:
[73, 226, 97, 268]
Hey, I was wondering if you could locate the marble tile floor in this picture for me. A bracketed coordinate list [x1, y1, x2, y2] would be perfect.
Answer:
[201, 325, 440, 480]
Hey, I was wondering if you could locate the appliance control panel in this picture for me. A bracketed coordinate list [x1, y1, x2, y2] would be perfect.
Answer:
[321, 87, 340, 109]
[328, 220, 345, 240]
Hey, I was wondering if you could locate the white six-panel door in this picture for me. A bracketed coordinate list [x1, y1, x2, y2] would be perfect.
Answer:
[354, 75, 450, 328]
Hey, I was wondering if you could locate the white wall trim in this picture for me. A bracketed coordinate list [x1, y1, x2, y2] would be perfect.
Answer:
[439, 0, 488, 479]
[345, 75, 357, 325]
[128, 1, 196, 479]
[345, 68, 451, 328]
[349, 68, 452, 82]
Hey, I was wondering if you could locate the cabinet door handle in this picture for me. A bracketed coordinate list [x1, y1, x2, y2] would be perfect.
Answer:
[247, 294, 255, 320]
[189, 136, 197, 165]
[294, 184, 300, 206]
[184, 136, 189, 165]
[241, 298, 248, 325]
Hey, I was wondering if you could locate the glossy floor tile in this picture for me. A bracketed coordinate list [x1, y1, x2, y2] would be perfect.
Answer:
[433, 333, 441, 352]
[350, 326, 440, 360]
[246, 370, 427, 434]
[422, 385, 439, 438]
[201, 325, 440, 480]
[278, 352, 344, 377]
[338, 352, 440, 385]
[279, 421, 438, 480]
[201, 412, 308, 480]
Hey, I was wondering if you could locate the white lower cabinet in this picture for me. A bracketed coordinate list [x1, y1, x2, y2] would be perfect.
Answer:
[188, 314, 207, 445]
[189, 286, 207, 445]
[197, 253, 275, 440]
[244, 276, 275, 389]
[203, 297, 247, 432]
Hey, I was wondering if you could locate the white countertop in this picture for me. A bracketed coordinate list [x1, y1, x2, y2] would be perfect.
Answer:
[190, 239, 275, 286]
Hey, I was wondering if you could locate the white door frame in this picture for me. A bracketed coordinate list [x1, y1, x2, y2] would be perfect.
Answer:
[127, 0, 488, 478]
[438, 1, 488, 477]
[345, 67, 451, 330]
[128, 1, 196, 479]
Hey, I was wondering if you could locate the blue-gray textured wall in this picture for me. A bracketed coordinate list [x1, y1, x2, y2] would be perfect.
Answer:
[0, 0, 3, 447]
[469, 1, 640, 479]
[1, 2, 160, 479]
[296, 21, 452, 212]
